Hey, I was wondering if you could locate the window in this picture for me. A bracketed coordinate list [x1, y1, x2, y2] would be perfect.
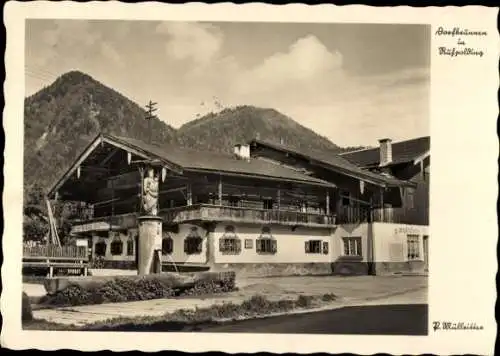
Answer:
[263, 199, 274, 210]
[184, 227, 203, 255]
[256, 238, 277, 254]
[162, 233, 174, 255]
[228, 196, 240, 207]
[219, 226, 241, 254]
[322, 241, 329, 255]
[305, 240, 322, 254]
[110, 238, 123, 256]
[342, 192, 351, 206]
[256, 226, 277, 254]
[220, 238, 241, 254]
[95, 240, 107, 256]
[343, 237, 362, 256]
[407, 234, 420, 260]
[406, 188, 415, 209]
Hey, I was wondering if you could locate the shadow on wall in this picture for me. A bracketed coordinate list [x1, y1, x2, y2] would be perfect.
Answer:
[331, 256, 369, 276]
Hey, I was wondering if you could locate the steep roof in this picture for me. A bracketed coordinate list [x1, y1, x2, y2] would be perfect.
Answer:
[339, 136, 430, 168]
[48, 134, 336, 197]
[249, 139, 414, 188]
[110, 135, 335, 187]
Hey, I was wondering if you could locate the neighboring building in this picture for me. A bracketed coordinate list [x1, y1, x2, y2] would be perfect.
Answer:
[248, 136, 430, 274]
[339, 136, 430, 226]
[46, 133, 428, 277]
[339, 136, 430, 273]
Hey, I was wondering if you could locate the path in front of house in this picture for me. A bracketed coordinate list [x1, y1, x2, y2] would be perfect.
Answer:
[30, 275, 427, 326]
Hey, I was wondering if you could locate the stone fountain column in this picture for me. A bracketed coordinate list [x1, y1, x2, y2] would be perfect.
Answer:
[137, 215, 163, 275]
[137, 165, 163, 275]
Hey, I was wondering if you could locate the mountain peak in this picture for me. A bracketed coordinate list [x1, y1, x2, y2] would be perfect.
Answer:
[178, 104, 341, 155]
[24, 70, 177, 193]
[55, 70, 95, 85]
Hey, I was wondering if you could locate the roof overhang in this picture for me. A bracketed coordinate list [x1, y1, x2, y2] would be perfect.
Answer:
[249, 139, 413, 189]
[413, 150, 430, 165]
[184, 168, 337, 189]
[47, 134, 184, 199]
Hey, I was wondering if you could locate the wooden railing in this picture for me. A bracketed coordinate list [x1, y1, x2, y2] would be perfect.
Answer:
[336, 206, 371, 224]
[337, 206, 428, 225]
[161, 204, 336, 228]
[70, 213, 138, 233]
[372, 207, 429, 225]
[23, 244, 89, 260]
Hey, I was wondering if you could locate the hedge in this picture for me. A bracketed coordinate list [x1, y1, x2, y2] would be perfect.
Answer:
[40, 271, 236, 307]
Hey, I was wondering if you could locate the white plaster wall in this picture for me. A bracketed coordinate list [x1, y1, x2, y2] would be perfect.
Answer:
[331, 223, 369, 262]
[91, 230, 136, 261]
[373, 223, 428, 262]
[161, 223, 208, 264]
[90, 222, 430, 266]
[213, 223, 333, 264]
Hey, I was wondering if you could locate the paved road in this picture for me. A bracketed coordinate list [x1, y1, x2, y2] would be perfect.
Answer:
[90, 304, 428, 335]
[195, 304, 428, 335]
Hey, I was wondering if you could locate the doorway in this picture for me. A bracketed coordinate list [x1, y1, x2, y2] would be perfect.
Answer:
[135, 233, 139, 269]
[423, 235, 429, 272]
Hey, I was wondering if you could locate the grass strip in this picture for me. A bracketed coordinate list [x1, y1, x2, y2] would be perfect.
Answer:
[24, 293, 339, 331]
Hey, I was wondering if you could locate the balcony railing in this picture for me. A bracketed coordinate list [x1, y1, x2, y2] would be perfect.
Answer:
[337, 206, 429, 225]
[161, 204, 336, 228]
[70, 213, 138, 234]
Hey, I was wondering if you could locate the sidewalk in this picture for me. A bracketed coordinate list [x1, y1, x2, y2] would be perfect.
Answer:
[30, 275, 427, 327]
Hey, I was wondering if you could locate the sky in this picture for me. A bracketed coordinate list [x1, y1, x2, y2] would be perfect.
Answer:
[25, 20, 430, 147]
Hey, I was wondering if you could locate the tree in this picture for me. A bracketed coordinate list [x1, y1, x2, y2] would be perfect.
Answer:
[23, 217, 48, 243]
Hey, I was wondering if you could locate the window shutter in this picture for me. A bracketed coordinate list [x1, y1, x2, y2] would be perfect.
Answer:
[271, 239, 277, 253]
[235, 239, 241, 254]
[219, 238, 223, 252]
[323, 242, 329, 255]
[184, 238, 188, 253]
[305, 241, 310, 253]
[197, 238, 203, 253]
[256, 240, 261, 253]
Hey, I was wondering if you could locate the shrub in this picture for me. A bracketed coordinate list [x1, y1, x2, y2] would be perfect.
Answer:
[42, 272, 236, 307]
[296, 295, 314, 308]
[321, 293, 337, 302]
[241, 295, 270, 313]
[22, 292, 33, 322]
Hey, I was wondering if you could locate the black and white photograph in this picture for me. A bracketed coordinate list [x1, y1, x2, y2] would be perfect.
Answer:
[2, 2, 498, 355]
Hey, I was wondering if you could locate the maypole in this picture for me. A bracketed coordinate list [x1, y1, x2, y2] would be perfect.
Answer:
[45, 197, 61, 246]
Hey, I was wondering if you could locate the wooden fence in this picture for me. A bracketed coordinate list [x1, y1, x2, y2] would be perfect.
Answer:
[23, 244, 88, 260]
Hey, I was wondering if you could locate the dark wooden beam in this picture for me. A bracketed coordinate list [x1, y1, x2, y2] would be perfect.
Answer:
[326, 190, 330, 215]
[159, 186, 187, 195]
[100, 147, 120, 166]
[218, 176, 222, 206]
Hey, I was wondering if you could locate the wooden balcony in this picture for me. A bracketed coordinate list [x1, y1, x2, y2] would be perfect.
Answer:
[71, 213, 137, 234]
[337, 206, 429, 225]
[160, 204, 336, 228]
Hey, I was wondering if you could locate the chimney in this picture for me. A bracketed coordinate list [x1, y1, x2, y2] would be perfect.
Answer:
[233, 144, 241, 157]
[239, 144, 250, 160]
[233, 143, 250, 161]
[378, 138, 393, 167]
